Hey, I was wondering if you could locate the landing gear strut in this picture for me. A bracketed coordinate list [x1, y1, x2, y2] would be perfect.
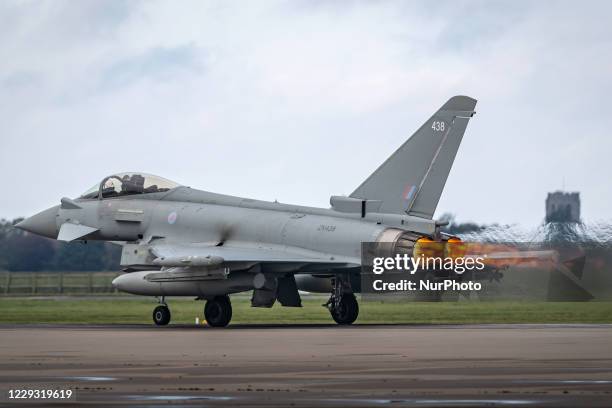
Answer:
[204, 295, 233, 327]
[153, 296, 171, 326]
[325, 275, 359, 325]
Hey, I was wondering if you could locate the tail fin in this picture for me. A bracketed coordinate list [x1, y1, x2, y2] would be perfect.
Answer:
[350, 95, 477, 219]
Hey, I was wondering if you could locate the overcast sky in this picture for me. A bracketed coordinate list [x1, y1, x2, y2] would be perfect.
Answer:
[1, 0, 611, 226]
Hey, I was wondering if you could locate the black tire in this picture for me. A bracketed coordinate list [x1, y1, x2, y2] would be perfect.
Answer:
[204, 295, 232, 327]
[330, 294, 359, 325]
[153, 305, 171, 326]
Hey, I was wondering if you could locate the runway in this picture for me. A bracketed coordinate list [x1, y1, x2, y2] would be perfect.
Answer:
[1, 324, 611, 407]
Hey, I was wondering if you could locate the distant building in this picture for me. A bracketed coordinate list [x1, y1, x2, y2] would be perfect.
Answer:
[545, 191, 580, 223]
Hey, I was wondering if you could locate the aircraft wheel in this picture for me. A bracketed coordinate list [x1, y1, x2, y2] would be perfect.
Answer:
[330, 293, 359, 325]
[205, 295, 232, 327]
[153, 305, 171, 326]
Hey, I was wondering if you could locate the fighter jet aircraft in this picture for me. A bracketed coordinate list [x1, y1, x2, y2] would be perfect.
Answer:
[16, 95, 477, 327]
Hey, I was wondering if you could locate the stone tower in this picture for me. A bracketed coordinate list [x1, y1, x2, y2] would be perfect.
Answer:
[545, 192, 580, 223]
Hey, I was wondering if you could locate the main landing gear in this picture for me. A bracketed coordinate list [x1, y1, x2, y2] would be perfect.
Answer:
[204, 295, 233, 327]
[325, 276, 359, 325]
[153, 297, 171, 326]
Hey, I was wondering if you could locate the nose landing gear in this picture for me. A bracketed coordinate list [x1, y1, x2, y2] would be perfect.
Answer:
[153, 297, 171, 326]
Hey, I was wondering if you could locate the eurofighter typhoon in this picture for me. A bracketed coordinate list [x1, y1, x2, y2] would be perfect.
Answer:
[16, 96, 477, 326]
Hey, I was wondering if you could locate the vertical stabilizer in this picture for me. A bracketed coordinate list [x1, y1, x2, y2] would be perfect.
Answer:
[350, 95, 477, 219]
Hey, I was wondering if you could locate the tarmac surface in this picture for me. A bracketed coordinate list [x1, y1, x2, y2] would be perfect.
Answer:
[0, 324, 611, 407]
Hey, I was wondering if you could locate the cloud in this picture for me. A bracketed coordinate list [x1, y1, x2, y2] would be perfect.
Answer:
[0, 0, 611, 226]
[100, 44, 204, 89]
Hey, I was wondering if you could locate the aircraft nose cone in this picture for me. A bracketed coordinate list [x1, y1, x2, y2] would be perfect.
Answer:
[15, 205, 60, 239]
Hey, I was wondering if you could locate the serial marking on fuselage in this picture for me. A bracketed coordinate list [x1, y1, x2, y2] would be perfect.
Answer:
[317, 225, 336, 232]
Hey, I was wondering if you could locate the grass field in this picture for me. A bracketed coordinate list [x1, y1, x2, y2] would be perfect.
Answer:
[1, 296, 611, 324]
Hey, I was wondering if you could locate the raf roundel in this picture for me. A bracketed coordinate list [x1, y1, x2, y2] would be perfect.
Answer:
[167, 212, 178, 225]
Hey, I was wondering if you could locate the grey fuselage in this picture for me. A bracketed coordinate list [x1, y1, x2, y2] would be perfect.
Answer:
[41, 186, 437, 297]
[63, 186, 435, 264]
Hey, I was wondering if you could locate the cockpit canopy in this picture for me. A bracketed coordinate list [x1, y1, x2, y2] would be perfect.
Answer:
[80, 173, 180, 199]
